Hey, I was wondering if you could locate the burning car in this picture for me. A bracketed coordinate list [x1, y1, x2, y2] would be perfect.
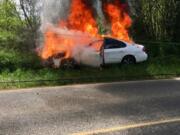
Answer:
[40, 0, 147, 68]
[46, 37, 148, 68]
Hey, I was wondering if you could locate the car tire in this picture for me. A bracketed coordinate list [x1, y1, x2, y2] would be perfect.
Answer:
[122, 55, 136, 65]
[61, 58, 78, 69]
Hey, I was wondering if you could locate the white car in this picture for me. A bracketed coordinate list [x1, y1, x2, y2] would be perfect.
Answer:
[47, 37, 148, 68]
[90, 37, 148, 65]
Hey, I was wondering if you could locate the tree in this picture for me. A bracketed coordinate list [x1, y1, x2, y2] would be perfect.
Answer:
[174, 1, 180, 42]
[131, 0, 177, 41]
[0, 0, 41, 50]
[0, 0, 23, 49]
[18, 0, 41, 48]
[19, 0, 40, 33]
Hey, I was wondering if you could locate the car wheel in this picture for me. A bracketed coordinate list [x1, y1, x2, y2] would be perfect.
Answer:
[122, 56, 136, 65]
[61, 58, 78, 69]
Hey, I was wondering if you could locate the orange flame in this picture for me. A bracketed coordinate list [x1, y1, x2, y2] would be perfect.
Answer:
[67, 0, 98, 36]
[41, 26, 74, 59]
[40, 0, 132, 60]
[104, 0, 132, 42]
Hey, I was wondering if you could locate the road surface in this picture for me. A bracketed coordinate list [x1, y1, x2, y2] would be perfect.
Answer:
[0, 79, 180, 135]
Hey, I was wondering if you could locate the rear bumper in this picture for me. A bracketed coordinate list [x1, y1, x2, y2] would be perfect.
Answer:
[135, 52, 148, 63]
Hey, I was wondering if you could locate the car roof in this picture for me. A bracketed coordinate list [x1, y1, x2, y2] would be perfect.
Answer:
[89, 37, 132, 47]
[104, 37, 125, 43]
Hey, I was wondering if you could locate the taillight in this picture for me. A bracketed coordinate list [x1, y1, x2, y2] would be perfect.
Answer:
[143, 47, 147, 53]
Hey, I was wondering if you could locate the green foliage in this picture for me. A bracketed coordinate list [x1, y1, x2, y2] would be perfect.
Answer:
[0, 0, 40, 51]
[0, 49, 42, 72]
[131, 0, 177, 41]
[0, 55, 180, 89]
[138, 41, 180, 57]
[0, 0, 21, 29]
[0, 0, 24, 49]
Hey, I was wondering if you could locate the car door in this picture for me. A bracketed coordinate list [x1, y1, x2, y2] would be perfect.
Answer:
[104, 38, 127, 64]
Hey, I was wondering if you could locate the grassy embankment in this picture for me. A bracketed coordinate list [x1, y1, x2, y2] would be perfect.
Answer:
[0, 42, 180, 89]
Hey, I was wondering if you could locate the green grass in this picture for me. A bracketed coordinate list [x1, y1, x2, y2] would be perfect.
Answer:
[0, 44, 180, 89]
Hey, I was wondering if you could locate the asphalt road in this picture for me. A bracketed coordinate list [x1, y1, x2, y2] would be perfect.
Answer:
[0, 79, 180, 135]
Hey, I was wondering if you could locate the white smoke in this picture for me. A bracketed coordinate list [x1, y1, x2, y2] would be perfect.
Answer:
[94, 0, 105, 23]
[40, 0, 70, 32]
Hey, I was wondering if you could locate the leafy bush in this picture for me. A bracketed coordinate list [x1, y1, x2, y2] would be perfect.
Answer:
[138, 41, 180, 57]
[0, 49, 42, 72]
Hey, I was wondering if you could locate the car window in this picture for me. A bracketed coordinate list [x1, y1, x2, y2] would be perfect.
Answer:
[89, 40, 103, 51]
[104, 38, 126, 49]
